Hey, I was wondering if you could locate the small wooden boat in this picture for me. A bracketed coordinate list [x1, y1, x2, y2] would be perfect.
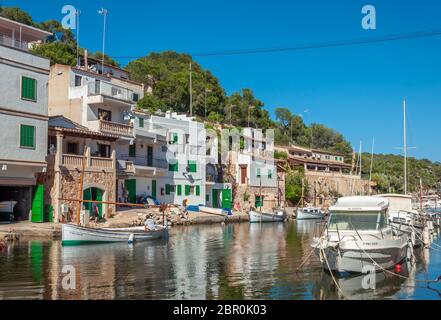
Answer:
[199, 206, 227, 216]
[62, 223, 168, 246]
[248, 210, 286, 223]
[296, 207, 325, 220]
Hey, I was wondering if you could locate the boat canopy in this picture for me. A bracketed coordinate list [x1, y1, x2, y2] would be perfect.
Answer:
[329, 196, 389, 212]
[376, 194, 412, 212]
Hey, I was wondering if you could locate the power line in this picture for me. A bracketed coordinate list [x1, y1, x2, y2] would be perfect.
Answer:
[111, 28, 441, 60]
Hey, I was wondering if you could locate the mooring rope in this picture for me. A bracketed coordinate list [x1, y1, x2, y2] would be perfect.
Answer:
[318, 240, 350, 300]
[351, 238, 441, 284]
[409, 225, 441, 252]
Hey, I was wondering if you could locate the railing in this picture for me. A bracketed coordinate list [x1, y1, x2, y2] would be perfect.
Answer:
[88, 81, 138, 103]
[62, 154, 84, 167]
[99, 120, 133, 137]
[91, 156, 113, 169]
[118, 154, 168, 169]
[0, 33, 29, 51]
[117, 160, 135, 173]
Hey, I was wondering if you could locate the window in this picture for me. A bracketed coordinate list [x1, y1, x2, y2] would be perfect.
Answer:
[98, 109, 112, 121]
[328, 211, 387, 231]
[129, 144, 136, 157]
[169, 161, 178, 172]
[74, 75, 82, 87]
[177, 185, 182, 196]
[165, 184, 176, 195]
[256, 168, 261, 177]
[20, 125, 35, 148]
[206, 194, 209, 202]
[268, 169, 272, 179]
[21, 76, 37, 101]
[139, 118, 144, 128]
[132, 93, 139, 102]
[165, 184, 171, 195]
[98, 144, 111, 158]
[169, 132, 178, 144]
[188, 160, 197, 173]
[185, 134, 190, 144]
[255, 195, 264, 208]
[189, 186, 195, 195]
[67, 142, 79, 154]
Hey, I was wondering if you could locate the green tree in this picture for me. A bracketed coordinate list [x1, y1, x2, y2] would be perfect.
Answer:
[0, 7, 34, 25]
[126, 51, 226, 115]
[285, 169, 307, 205]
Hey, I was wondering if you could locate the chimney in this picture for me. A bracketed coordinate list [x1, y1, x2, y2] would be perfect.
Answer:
[84, 49, 88, 70]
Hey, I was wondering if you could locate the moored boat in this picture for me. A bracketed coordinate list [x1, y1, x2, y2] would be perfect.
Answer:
[248, 210, 286, 223]
[62, 223, 168, 245]
[311, 196, 410, 274]
[296, 207, 325, 220]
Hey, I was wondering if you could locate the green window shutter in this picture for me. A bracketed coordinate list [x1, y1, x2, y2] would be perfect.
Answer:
[169, 161, 178, 172]
[268, 169, 272, 179]
[256, 168, 261, 177]
[185, 185, 190, 196]
[20, 125, 35, 148]
[165, 184, 171, 195]
[177, 185, 182, 196]
[129, 144, 136, 157]
[139, 118, 144, 128]
[188, 160, 197, 173]
[173, 133, 178, 144]
[22, 77, 36, 101]
[255, 196, 264, 208]
[195, 185, 200, 196]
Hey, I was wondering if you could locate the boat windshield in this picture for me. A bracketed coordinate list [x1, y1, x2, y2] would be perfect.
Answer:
[328, 211, 387, 231]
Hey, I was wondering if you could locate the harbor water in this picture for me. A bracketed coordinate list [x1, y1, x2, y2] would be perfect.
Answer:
[1, 220, 441, 300]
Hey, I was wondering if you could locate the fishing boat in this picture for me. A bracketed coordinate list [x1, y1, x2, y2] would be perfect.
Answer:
[61, 222, 168, 245]
[296, 207, 325, 220]
[311, 196, 410, 274]
[248, 210, 286, 223]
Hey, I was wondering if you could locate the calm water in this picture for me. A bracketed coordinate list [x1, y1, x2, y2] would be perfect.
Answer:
[1, 220, 441, 300]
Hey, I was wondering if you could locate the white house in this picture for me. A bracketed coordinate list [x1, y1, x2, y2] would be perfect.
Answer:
[0, 17, 51, 221]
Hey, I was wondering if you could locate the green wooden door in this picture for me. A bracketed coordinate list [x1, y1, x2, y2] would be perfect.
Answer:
[212, 189, 219, 208]
[95, 188, 103, 218]
[125, 179, 136, 203]
[147, 146, 153, 166]
[83, 188, 92, 212]
[31, 184, 44, 223]
[221, 189, 232, 210]
[152, 180, 157, 199]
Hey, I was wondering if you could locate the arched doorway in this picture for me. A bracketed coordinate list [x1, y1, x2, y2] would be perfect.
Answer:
[83, 187, 104, 218]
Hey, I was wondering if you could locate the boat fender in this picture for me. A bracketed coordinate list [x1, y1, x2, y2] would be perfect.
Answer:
[128, 233, 135, 244]
[411, 231, 416, 248]
[407, 240, 415, 263]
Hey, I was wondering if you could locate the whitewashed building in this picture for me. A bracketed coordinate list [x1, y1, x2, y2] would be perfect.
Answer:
[0, 17, 51, 221]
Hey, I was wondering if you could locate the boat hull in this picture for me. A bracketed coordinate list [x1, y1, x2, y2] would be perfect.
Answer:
[314, 238, 409, 274]
[62, 224, 168, 245]
[296, 210, 325, 220]
[248, 211, 286, 223]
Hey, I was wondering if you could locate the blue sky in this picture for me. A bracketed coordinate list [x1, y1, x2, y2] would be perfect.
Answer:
[5, 0, 441, 161]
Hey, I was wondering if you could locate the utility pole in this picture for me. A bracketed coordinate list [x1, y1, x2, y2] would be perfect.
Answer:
[76, 9, 81, 66]
[98, 8, 108, 73]
[189, 63, 193, 116]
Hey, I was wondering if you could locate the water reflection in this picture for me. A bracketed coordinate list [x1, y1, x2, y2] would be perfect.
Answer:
[0, 221, 441, 300]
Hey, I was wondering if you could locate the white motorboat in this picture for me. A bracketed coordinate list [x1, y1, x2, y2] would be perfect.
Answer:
[248, 210, 286, 223]
[377, 194, 425, 247]
[0, 201, 17, 213]
[311, 196, 410, 274]
[296, 207, 325, 220]
[62, 222, 168, 245]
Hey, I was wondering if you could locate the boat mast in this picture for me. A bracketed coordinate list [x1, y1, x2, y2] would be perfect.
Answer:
[368, 138, 374, 195]
[403, 99, 408, 195]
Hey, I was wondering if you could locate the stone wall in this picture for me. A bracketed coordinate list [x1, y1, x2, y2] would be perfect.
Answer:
[37, 166, 116, 222]
[305, 171, 371, 207]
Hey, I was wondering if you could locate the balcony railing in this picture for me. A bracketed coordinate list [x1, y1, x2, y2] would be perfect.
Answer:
[62, 154, 113, 169]
[0, 33, 29, 51]
[88, 81, 138, 103]
[118, 155, 168, 169]
[117, 160, 135, 173]
[98, 120, 133, 137]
